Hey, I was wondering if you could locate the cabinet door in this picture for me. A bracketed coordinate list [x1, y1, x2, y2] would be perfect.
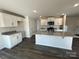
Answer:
[16, 33, 22, 44]
[11, 15, 17, 27]
[55, 18, 62, 25]
[40, 19, 47, 25]
[48, 17, 55, 22]
[2, 36, 13, 49]
[2, 13, 17, 27]
[3, 13, 13, 27]
[2, 33, 22, 49]
[10, 35, 17, 48]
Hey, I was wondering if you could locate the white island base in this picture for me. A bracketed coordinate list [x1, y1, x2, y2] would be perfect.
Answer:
[35, 34, 73, 50]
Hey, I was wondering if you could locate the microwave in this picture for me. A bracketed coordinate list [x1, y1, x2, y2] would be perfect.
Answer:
[47, 21, 54, 25]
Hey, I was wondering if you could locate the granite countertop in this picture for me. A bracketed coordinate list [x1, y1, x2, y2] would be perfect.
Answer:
[2, 31, 19, 35]
[36, 31, 79, 38]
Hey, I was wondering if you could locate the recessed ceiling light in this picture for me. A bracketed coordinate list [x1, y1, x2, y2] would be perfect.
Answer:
[33, 10, 37, 13]
[40, 16, 42, 17]
[61, 13, 65, 15]
[73, 3, 79, 7]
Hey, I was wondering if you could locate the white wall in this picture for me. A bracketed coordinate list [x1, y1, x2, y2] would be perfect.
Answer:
[29, 17, 37, 35]
[36, 19, 40, 31]
[66, 16, 79, 34]
[23, 16, 30, 37]
[23, 16, 37, 38]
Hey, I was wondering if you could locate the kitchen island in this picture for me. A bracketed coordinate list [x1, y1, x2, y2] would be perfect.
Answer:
[35, 32, 75, 50]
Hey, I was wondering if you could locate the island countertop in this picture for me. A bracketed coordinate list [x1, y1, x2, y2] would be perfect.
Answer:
[36, 31, 79, 38]
[36, 31, 74, 50]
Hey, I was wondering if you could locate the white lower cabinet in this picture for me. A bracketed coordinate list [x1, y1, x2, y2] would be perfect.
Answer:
[0, 36, 5, 49]
[3, 33, 22, 49]
[17, 33, 22, 44]
[36, 34, 73, 50]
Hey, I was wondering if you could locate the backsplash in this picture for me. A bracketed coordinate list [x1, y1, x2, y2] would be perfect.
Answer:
[0, 27, 16, 33]
[0, 26, 25, 38]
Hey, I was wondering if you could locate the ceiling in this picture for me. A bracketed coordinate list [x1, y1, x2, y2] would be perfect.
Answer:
[0, 0, 79, 19]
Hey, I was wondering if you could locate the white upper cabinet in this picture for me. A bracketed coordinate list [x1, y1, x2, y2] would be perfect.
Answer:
[10, 15, 18, 27]
[0, 12, 17, 27]
[40, 19, 47, 25]
[55, 18, 63, 25]
[0, 12, 24, 27]
[3, 13, 13, 27]
[40, 17, 63, 26]
[48, 17, 63, 25]
[48, 17, 55, 22]
[48, 17, 62, 25]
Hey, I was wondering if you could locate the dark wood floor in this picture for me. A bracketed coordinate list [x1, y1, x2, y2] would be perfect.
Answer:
[72, 38, 79, 57]
[0, 35, 79, 59]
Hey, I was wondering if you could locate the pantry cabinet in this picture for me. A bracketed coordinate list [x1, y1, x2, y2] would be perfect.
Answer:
[48, 17, 63, 25]
[48, 17, 55, 22]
